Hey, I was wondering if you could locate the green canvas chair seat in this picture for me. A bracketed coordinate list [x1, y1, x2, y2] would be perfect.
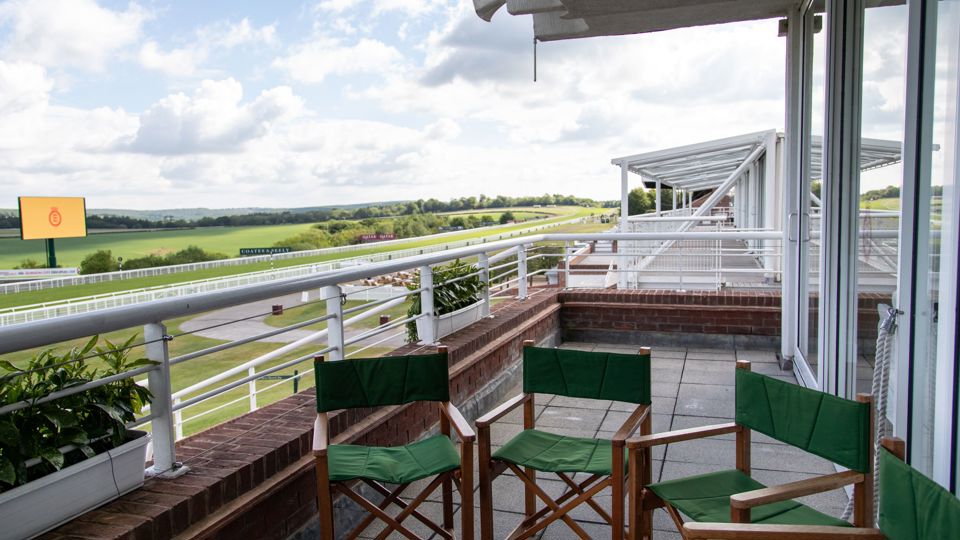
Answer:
[493, 429, 629, 475]
[313, 349, 475, 540]
[682, 443, 960, 539]
[328, 434, 461, 484]
[649, 469, 852, 527]
[629, 362, 875, 540]
[477, 343, 652, 540]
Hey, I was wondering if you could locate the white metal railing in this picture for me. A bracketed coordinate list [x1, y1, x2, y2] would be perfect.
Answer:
[0, 230, 778, 479]
[0, 216, 581, 296]
[0, 217, 585, 326]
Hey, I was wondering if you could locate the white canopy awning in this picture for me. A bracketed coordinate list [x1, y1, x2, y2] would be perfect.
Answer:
[611, 130, 902, 192]
[474, 0, 903, 41]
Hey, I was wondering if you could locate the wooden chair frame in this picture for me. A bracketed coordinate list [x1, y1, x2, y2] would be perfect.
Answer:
[679, 439, 905, 540]
[627, 361, 876, 540]
[313, 348, 475, 540]
[476, 340, 652, 540]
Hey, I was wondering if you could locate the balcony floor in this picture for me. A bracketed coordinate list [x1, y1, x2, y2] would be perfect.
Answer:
[348, 344, 849, 540]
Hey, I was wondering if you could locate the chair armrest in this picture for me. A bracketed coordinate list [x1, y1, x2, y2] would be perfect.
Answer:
[730, 470, 864, 509]
[439, 402, 476, 442]
[627, 422, 740, 449]
[611, 404, 651, 445]
[683, 523, 884, 539]
[475, 393, 531, 428]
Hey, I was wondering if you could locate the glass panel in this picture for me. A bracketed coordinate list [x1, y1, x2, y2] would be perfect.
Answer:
[924, 0, 960, 477]
[801, 12, 827, 381]
[856, 5, 908, 395]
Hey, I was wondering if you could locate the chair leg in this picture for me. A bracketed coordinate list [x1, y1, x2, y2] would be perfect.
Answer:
[461, 440, 475, 540]
[443, 471, 455, 532]
[315, 455, 335, 540]
[478, 427, 494, 540]
[612, 445, 625, 540]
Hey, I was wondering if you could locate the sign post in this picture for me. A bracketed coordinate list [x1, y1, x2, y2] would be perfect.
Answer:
[18, 197, 87, 268]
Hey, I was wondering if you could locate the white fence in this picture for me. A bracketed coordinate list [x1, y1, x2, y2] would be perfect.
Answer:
[0, 217, 584, 326]
[0, 216, 578, 295]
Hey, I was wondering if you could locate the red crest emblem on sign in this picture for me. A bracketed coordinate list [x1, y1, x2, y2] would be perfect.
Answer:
[49, 207, 62, 227]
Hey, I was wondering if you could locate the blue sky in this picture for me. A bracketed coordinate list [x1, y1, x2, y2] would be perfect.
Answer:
[0, 1, 908, 209]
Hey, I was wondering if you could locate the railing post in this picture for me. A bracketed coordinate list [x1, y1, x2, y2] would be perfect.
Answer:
[144, 322, 188, 477]
[419, 265, 437, 344]
[564, 241, 571, 288]
[517, 244, 528, 300]
[324, 285, 344, 360]
[479, 253, 491, 317]
[248, 367, 258, 411]
[173, 397, 183, 441]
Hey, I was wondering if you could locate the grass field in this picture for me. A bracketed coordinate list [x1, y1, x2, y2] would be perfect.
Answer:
[861, 198, 900, 211]
[0, 223, 318, 268]
[0, 206, 602, 309]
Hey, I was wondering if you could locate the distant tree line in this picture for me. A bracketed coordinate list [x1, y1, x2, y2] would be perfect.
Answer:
[0, 194, 603, 231]
[77, 246, 227, 274]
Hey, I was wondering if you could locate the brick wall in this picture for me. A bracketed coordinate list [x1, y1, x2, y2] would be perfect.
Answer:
[560, 289, 890, 353]
[38, 292, 560, 540]
[560, 289, 782, 349]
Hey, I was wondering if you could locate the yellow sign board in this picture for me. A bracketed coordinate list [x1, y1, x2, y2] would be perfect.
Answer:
[18, 197, 88, 240]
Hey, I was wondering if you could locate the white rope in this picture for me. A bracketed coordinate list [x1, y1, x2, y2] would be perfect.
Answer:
[841, 304, 900, 523]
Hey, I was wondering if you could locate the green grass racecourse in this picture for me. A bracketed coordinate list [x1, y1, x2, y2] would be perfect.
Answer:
[0, 206, 602, 309]
[0, 223, 316, 268]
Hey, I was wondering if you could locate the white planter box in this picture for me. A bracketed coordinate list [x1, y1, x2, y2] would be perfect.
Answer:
[416, 300, 486, 342]
[0, 430, 150, 540]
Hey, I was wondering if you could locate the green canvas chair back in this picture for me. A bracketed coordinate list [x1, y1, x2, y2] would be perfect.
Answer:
[734, 369, 871, 472]
[314, 353, 450, 412]
[878, 447, 960, 539]
[522, 347, 651, 405]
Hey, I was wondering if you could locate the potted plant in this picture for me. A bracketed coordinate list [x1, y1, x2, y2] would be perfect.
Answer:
[0, 335, 156, 539]
[407, 259, 486, 343]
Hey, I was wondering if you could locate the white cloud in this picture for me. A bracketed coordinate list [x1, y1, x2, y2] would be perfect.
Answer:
[139, 18, 277, 78]
[138, 41, 206, 78]
[0, 0, 149, 71]
[314, 0, 444, 17]
[273, 37, 402, 84]
[122, 78, 304, 154]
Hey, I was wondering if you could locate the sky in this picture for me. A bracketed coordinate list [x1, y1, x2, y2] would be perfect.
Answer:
[0, 0, 909, 210]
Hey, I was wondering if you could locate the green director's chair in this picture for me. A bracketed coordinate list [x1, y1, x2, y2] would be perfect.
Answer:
[476, 340, 652, 540]
[628, 361, 875, 540]
[682, 437, 960, 539]
[313, 347, 474, 540]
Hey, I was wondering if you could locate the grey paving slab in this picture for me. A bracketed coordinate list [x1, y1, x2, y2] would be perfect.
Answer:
[675, 383, 735, 418]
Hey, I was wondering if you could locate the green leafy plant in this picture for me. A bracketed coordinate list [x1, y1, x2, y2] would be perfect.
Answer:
[0, 336, 156, 492]
[406, 259, 484, 342]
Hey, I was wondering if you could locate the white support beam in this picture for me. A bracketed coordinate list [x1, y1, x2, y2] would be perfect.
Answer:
[655, 178, 662, 216]
[619, 162, 630, 289]
[818, 0, 864, 398]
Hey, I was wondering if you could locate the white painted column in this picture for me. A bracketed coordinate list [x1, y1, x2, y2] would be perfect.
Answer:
[620, 162, 629, 231]
[145, 323, 188, 477]
[419, 266, 436, 344]
[324, 285, 344, 360]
